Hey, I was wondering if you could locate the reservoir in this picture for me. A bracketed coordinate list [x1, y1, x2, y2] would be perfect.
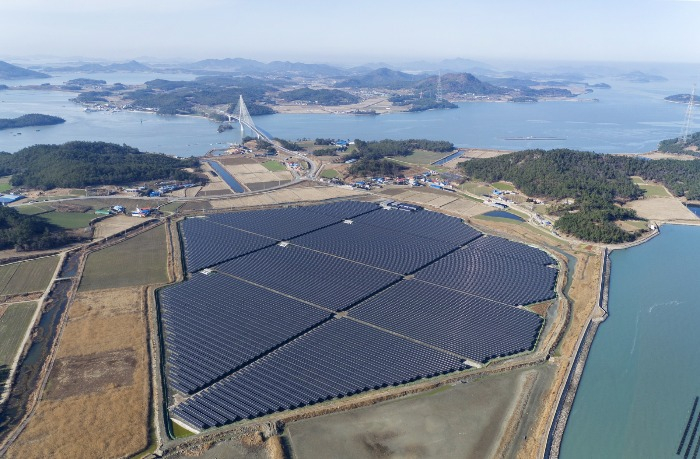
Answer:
[206, 161, 245, 193]
[560, 225, 700, 458]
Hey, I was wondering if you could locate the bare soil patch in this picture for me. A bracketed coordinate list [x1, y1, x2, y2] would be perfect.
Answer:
[44, 348, 136, 400]
[286, 369, 536, 459]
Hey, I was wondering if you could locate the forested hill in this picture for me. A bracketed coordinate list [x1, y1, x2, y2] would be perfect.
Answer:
[0, 141, 200, 189]
[459, 149, 700, 243]
[0, 114, 65, 130]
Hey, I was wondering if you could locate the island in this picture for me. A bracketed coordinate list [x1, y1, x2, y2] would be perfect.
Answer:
[0, 114, 65, 131]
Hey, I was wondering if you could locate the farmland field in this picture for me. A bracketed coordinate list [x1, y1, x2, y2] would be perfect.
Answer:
[38, 211, 96, 229]
[79, 225, 169, 291]
[0, 302, 37, 366]
[14, 204, 53, 216]
[0, 256, 59, 296]
[401, 149, 449, 165]
[6, 288, 150, 459]
[262, 160, 287, 171]
[320, 169, 339, 179]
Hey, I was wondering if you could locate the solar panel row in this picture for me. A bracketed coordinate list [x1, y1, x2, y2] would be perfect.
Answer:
[216, 244, 402, 311]
[415, 247, 557, 306]
[291, 221, 457, 275]
[349, 280, 543, 363]
[160, 273, 331, 394]
[467, 235, 555, 266]
[171, 319, 468, 429]
[298, 200, 380, 219]
[207, 207, 341, 241]
[352, 208, 482, 246]
[179, 218, 277, 273]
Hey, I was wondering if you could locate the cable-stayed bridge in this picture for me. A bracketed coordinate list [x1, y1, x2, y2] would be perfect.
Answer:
[228, 95, 271, 141]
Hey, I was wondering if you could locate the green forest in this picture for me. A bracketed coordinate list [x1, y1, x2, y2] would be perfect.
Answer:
[658, 131, 700, 155]
[459, 149, 700, 242]
[346, 139, 454, 161]
[278, 88, 360, 105]
[0, 114, 65, 130]
[0, 206, 80, 251]
[0, 141, 200, 189]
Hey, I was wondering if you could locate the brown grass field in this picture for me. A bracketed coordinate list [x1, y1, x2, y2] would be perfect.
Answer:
[6, 288, 150, 459]
[79, 225, 169, 291]
[0, 256, 59, 296]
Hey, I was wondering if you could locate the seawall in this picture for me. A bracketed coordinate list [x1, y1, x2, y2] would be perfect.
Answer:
[543, 248, 611, 458]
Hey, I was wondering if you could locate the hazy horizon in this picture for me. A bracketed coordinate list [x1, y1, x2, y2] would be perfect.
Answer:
[2, 0, 700, 67]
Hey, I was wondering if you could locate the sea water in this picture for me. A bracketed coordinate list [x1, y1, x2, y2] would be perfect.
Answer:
[560, 225, 700, 458]
[1, 72, 698, 156]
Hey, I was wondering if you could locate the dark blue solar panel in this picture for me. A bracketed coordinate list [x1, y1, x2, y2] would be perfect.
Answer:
[180, 218, 277, 273]
[352, 208, 481, 246]
[299, 200, 380, 219]
[207, 207, 340, 240]
[466, 235, 556, 265]
[159, 273, 331, 394]
[171, 319, 466, 429]
[216, 244, 401, 311]
[349, 280, 543, 363]
[414, 245, 557, 305]
[291, 222, 456, 274]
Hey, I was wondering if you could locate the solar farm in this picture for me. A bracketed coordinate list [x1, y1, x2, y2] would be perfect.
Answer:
[159, 201, 559, 431]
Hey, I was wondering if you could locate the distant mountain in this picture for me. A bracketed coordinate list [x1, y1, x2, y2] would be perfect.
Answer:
[184, 58, 344, 77]
[0, 61, 50, 79]
[616, 71, 667, 83]
[334, 68, 421, 89]
[39, 60, 151, 73]
[416, 73, 507, 95]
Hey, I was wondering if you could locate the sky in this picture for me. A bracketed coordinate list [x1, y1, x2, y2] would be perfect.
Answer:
[1, 0, 700, 65]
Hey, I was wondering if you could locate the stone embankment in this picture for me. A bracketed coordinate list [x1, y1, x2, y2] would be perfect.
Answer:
[544, 248, 611, 458]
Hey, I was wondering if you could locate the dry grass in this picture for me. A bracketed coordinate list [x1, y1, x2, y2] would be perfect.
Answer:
[91, 214, 144, 239]
[265, 436, 285, 459]
[6, 288, 150, 459]
[625, 197, 697, 221]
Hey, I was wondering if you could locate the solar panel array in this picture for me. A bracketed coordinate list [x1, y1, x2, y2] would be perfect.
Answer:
[467, 235, 556, 266]
[179, 218, 277, 273]
[299, 200, 380, 219]
[291, 222, 456, 275]
[207, 207, 341, 240]
[162, 201, 559, 430]
[352, 208, 482, 246]
[217, 244, 402, 311]
[160, 273, 331, 394]
[415, 244, 557, 306]
[171, 318, 467, 429]
[349, 280, 543, 363]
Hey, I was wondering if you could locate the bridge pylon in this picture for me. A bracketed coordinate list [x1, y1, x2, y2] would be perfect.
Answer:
[231, 95, 259, 139]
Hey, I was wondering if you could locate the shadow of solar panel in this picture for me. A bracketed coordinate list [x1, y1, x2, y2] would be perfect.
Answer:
[467, 235, 555, 265]
[216, 245, 402, 311]
[171, 318, 466, 429]
[291, 222, 456, 275]
[298, 200, 381, 219]
[414, 246, 557, 305]
[349, 280, 543, 363]
[180, 218, 278, 273]
[207, 207, 341, 240]
[159, 273, 331, 394]
[352, 208, 481, 246]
